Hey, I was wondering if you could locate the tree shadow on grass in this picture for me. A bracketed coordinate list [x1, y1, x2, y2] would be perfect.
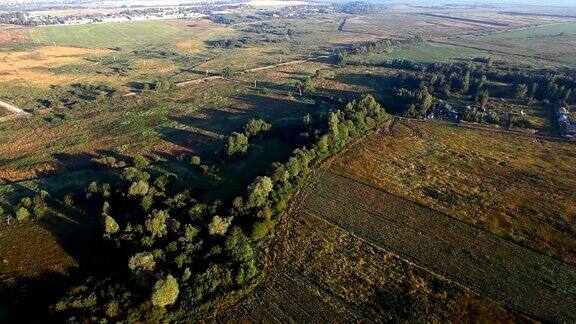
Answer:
[0, 270, 71, 322]
[332, 73, 399, 94]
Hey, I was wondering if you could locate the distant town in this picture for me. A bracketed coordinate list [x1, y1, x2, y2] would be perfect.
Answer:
[0, 1, 334, 27]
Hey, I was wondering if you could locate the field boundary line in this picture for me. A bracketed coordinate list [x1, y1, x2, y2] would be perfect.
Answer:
[176, 54, 332, 88]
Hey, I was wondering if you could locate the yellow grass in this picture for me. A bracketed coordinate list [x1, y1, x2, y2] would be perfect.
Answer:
[0, 46, 111, 86]
[175, 27, 236, 52]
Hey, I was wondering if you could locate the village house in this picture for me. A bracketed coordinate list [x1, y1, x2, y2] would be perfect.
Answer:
[557, 107, 576, 139]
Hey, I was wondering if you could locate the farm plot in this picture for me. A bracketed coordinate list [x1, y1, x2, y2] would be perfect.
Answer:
[327, 121, 576, 265]
[446, 23, 576, 65]
[218, 270, 360, 323]
[341, 13, 492, 39]
[221, 208, 529, 322]
[30, 20, 206, 49]
[298, 170, 576, 322]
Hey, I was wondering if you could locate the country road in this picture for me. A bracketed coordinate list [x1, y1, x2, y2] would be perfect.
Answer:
[176, 54, 333, 88]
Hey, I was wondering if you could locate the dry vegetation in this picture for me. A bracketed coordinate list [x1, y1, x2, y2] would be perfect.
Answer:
[0, 46, 111, 86]
[296, 169, 576, 322]
[0, 222, 77, 280]
[221, 207, 532, 322]
[326, 120, 576, 264]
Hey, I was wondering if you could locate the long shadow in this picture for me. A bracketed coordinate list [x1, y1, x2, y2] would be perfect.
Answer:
[333, 73, 399, 94]
[0, 270, 73, 322]
[315, 86, 363, 102]
[157, 126, 224, 163]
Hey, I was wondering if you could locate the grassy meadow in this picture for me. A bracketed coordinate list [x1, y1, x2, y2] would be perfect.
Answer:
[31, 20, 205, 48]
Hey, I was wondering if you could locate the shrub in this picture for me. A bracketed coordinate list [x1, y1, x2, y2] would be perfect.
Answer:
[63, 194, 74, 207]
[16, 207, 30, 221]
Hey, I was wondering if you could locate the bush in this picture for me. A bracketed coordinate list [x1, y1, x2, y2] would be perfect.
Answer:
[16, 207, 30, 221]
[190, 156, 201, 166]
[63, 194, 74, 207]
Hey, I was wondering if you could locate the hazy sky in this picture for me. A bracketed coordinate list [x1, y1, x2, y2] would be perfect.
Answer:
[1, 0, 576, 7]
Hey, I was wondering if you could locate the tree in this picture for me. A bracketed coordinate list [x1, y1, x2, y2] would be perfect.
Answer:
[515, 83, 528, 99]
[151, 275, 179, 307]
[16, 207, 30, 221]
[133, 155, 149, 169]
[226, 132, 249, 156]
[334, 51, 348, 67]
[208, 215, 233, 236]
[128, 180, 149, 197]
[245, 176, 273, 209]
[244, 118, 271, 137]
[103, 214, 120, 234]
[190, 156, 201, 166]
[128, 252, 155, 272]
[476, 89, 490, 108]
[296, 77, 316, 96]
[251, 221, 269, 241]
[145, 210, 169, 238]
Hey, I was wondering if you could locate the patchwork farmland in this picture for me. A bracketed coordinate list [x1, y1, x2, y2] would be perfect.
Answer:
[1, 1, 576, 322]
[222, 120, 576, 322]
[298, 170, 576, 322]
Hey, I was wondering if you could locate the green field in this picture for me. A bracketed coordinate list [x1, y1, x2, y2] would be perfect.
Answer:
[385, 43, 480, 63]
[31, 21, 191, 48]
[481, 22, 576, 39]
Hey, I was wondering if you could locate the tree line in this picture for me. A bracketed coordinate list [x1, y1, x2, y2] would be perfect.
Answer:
[0, 94, 390, 322]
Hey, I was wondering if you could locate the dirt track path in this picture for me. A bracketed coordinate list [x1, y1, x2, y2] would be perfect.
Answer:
[299, 170, 576, 323]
